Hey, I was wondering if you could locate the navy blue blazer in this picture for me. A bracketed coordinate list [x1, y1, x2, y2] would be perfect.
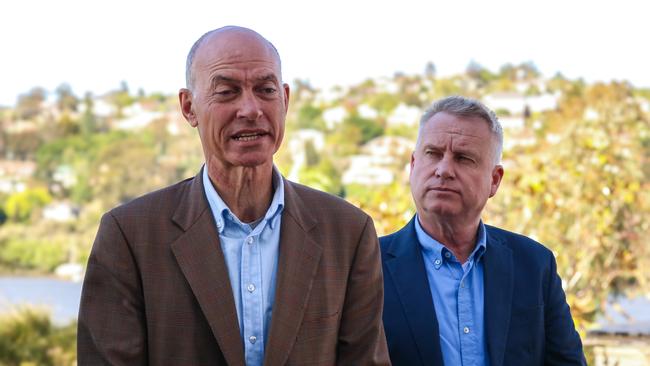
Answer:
[381, 218, 586, 366]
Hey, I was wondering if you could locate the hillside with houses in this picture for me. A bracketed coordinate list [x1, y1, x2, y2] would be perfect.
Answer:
[1, 62, 649, 363]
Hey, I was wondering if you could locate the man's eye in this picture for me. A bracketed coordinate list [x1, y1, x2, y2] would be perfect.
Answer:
[424, 150, 439, 156]
[259, 87, 277, 94]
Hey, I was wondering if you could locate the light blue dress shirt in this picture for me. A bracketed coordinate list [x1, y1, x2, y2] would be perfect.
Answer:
[415, 215, 490, 366]
[202, 166, 284, 366]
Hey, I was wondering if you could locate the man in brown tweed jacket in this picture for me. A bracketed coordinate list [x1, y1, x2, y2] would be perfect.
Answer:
[77, 26, 390, 365]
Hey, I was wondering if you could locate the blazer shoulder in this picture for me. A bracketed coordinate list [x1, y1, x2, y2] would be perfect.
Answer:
[108, 175, 195, 219]
[486, 224, 555, 261]
[378, 218, 416, 256]
[379, 230, 399, 250]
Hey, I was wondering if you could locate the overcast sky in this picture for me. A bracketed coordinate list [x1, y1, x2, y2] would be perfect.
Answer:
[2, 0, 648, 106]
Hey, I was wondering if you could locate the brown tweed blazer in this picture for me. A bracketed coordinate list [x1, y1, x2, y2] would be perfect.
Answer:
[77, 170, 390, 365]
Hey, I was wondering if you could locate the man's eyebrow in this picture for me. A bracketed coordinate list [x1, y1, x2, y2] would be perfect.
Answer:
[255, 73, 279, 82]
[209, 75, 239, 89]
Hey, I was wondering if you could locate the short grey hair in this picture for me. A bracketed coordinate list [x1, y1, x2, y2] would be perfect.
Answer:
[185, 26, 282, 91]
[418, 95, 503, 163]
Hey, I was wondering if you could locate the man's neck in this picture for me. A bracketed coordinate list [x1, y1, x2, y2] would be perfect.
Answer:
[206, 160, 274, 223]
[418, 213, 480, 263]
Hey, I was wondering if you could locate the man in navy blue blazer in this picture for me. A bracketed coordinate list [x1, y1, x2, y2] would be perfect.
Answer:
[381, 96, 586, 366]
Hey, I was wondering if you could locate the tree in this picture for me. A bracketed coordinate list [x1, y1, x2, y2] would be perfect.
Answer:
[344, 114, 384, 145]
[55, 83, 78, 112]
[424, 61, 436, 79]
[15, 87, 46, 120]
[0, 308, 76, 365]
[486, 81, 650, 330]
[4, 188, 52, 222]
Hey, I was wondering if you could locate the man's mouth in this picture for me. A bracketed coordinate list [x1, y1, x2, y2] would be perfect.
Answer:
[431, 187, 459, 194]
[233, 132, 266, 141]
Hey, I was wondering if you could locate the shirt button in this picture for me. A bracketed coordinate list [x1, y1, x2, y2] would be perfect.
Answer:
[247, 237, 254, 245]
[444, 252, 451, 258]
[460, 281, 465, 288]
[249, 335, 257, 344]
[247, 284, 255, 292]
[216, 219, 223, 228]
[463, 326, 470, 334]
[434, 259, 441, 265]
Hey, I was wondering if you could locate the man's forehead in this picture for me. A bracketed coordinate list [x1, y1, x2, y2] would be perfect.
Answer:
[424, 113, 491, 138]
[196, 29, 279, 67]
[423, 123, 488, 140]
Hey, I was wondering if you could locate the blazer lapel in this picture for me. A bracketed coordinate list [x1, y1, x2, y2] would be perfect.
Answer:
[263, 181, 322, 366]
[170, 170, 245, 366]
[483, 227, 514, 366]
[385, 218, 443, 365]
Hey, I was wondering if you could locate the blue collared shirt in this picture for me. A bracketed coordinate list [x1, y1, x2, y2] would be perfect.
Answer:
[202, 166, 284, 366]
[415, 215, 489, 366]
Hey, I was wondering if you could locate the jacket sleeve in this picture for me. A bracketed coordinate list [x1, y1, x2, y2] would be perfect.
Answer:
[543, 253, 587, 366]
[336, 216, 391, 365]
[77, 212, 148, 365]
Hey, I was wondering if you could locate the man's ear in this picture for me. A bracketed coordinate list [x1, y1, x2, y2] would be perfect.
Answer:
[179, 88, 198, 127]
[282, 83, 290, 113]
[489, 164, 504, 198]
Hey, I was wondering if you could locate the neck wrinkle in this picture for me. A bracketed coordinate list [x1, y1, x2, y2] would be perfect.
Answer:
[206, 160, 274, 223]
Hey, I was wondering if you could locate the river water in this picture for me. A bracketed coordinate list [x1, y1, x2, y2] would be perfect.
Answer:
[0, 276, 82, 325]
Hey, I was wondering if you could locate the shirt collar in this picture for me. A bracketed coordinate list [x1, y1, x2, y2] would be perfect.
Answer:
[202, 165, 285, 233]
[415, 214, 487, 263]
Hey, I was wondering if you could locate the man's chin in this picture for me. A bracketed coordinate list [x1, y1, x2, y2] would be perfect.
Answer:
[232, 156, 273, 169]
[423, 205, 461, 218]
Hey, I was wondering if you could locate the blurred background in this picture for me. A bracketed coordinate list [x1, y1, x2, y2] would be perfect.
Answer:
[1, 0, 649, 365]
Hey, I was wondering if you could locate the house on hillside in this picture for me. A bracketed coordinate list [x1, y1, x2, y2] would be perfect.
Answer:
[341, 136, 413, 186]
[286, 129, 325, 181]
[114, 102, 163, 130]
[0, 160, 36, 193]
[387, 103, 420, 127]
[42, 201, 79, 222]
[483, 92, 559, 116]
[322, 106, 347, 129]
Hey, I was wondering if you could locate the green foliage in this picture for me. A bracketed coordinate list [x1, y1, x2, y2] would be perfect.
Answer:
[346, 182, 415, 236]
[4, 188, 52, 222]
[109, 81, 135, 118]
[344, 114, 384, 145]
[0, 308, 76, 366]
[367, 93, 400, 115]
[296, 105, 326, 130]
[0, 238, 67, 272]
[1, 64, 649, 339]
[385, 123, 418, 140]
[487, 81, 650, 328]
[89, 133, 159, 204]
[298, 158, 343, 196]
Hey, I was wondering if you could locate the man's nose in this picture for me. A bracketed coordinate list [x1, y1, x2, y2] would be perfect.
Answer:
[435, 155, 455, 179]
[236, 90, 262, 121]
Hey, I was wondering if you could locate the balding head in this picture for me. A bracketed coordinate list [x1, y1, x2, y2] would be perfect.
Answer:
[185, 26, 282, 91]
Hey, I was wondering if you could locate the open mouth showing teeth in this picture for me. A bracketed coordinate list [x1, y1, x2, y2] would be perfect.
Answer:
[233, 132, 265, 141]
